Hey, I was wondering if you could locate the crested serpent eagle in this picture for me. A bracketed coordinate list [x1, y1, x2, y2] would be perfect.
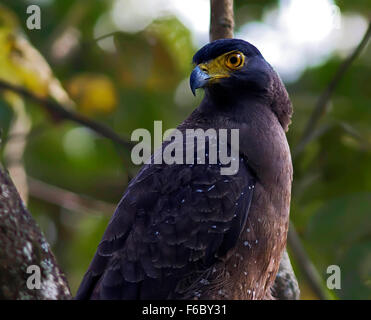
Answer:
[75, 39, 293, 300]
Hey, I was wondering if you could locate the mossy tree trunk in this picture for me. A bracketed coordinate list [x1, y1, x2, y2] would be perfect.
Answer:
[0, 165, 71, 299]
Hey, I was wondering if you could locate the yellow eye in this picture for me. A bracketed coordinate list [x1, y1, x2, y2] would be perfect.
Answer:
[225, 52, 244, 69]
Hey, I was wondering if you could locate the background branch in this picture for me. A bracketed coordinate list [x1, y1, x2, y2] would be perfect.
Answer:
[3, 98, 31, 204]
[293, 21, 371, 159]
[27, 176, 116, 216]
[287, 223, 331, 300]
[0, 80, 134, 151]
[210, 0, 235, 41]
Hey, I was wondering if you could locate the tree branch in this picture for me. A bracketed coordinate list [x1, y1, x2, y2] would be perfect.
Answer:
[0, 80, 134, 151]
[271, 250, 300, 300]
[210, 0, 235, 41]
[0, 165, 71, 299]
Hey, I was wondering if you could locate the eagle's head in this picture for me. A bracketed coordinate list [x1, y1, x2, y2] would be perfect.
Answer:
[190, 39, 292, 131]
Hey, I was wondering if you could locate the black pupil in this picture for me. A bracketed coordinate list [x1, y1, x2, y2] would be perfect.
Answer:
[229, 55, 239, 65]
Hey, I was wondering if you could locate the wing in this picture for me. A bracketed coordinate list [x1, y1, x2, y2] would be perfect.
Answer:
[75, 138, 255, 300]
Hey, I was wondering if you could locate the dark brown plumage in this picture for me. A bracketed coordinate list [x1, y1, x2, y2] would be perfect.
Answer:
[75, 39, 293, 300]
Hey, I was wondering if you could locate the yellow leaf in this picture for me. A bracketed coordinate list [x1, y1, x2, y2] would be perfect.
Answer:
[0, 4, 74, 109]
[67, 74, 117, 115]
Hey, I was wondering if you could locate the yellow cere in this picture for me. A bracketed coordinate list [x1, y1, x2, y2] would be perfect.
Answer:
[197, 50, 245, 82]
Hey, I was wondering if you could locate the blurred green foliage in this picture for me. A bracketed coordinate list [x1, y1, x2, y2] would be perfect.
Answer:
[0, 0, 370, 299]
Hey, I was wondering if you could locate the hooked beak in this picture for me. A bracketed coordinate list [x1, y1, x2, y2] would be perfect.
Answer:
[190, 65, 210, 96]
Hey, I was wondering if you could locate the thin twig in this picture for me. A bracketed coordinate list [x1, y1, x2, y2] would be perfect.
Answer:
[94, 31, 121, 42]
[294, 21, 371, 159]
[27, 176, 116, 216]
[288, 223, 331, 300]
[0, 80, 134, 150]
